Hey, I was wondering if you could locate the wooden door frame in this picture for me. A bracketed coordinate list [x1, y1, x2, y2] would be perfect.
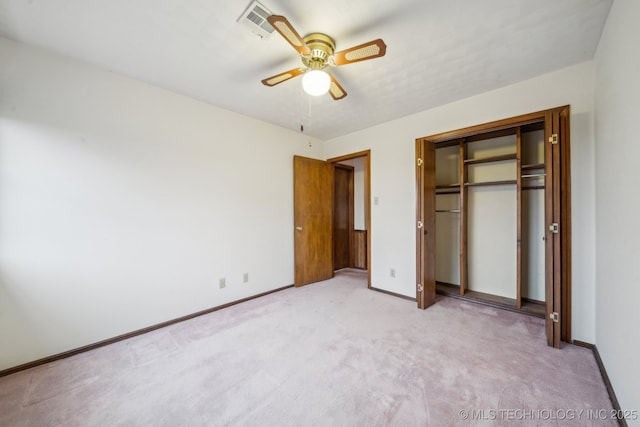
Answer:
[415, 107, 571, 346]
[327, 150, 372, 288]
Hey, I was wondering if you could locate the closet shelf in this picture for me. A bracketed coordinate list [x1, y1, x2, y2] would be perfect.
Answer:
[464, 153, 516, 165]
[464, 180, 517, 187]
[436, 183, 461, 194]
[522, 163, 545, 170]
[521, 173, 546, 178]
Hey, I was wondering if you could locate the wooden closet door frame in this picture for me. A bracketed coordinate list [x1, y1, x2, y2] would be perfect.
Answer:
[559, 107, 572, 343]
[415, 140, 436, 308]
[415, 106, 571, 347]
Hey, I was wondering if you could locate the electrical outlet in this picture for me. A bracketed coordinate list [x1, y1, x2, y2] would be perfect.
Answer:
[243, 273, 249, 283]
[219, 278, 226, 289]
[390, 268, 396, 278]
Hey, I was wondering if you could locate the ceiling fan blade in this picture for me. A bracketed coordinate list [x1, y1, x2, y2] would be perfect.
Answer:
[332, 39, 387, 66]
[328, 73, 347, 100]
[267, 15, 311, 56]
[261, 68, 305, 87]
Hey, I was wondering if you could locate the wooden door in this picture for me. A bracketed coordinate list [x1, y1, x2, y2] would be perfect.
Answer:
[333, 164, 354, 271]
[558, 108, 571, 343]
[416, 140, 436, 308]
[544, 106, 571, 348]
[294, 156, 334, 287]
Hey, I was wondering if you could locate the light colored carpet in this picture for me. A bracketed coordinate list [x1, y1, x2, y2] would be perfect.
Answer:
[0, 269, 614, 426]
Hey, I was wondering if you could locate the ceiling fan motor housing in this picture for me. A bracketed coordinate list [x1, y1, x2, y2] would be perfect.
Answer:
[302, 33, 335, 70]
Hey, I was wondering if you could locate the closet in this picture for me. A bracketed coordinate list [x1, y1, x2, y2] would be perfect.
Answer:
[415, 106, 571, 348]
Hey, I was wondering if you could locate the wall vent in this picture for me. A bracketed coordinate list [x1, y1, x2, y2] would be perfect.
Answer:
[237, 0, 275, 39]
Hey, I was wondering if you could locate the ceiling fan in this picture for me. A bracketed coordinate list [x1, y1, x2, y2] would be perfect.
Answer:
[261, 15, 387, 100]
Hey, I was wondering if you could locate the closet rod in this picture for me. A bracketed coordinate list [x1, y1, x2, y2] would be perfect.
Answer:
[436, 209, 461, 213]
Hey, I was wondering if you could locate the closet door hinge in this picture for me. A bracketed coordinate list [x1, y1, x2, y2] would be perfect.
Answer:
[417, 158, 423, 167]
[549, 312, 559, 323]
[549, 223, 559, 234]
[417, 284, 423, 293]
[549, 134, 559, 145]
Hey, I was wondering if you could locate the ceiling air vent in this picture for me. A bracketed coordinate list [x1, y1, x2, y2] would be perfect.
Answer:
[237, 0, 275, 39]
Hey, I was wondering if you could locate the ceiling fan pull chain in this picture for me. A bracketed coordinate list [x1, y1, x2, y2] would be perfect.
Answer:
[307, 90, 312, 133]
[300, 84, 305, 133]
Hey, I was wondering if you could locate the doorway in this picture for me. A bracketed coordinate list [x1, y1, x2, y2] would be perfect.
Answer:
[293, 150, 371, 288]
[329, 151, 371, 287]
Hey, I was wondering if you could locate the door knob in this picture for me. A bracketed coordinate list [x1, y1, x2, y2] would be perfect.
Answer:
[295, 226, 303, 231]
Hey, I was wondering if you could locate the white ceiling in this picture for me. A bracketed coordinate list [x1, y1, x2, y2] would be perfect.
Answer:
[0, 0, 612, 140]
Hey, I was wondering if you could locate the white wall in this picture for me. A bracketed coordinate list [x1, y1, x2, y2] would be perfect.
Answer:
[324, 61, 597, 343]
[0, 37, 323, 370]
[352, 157, 366, 230]
[434, 146, 460, 285]
[521, 130, 546, 302]
[467, 136, 518, 299]
[594, 0, 640, 421]
[336, 157, 366, 230]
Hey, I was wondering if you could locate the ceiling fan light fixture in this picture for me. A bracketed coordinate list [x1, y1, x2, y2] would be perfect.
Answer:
[263, 15, 387, 100]
[302, 69, 331, 96]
